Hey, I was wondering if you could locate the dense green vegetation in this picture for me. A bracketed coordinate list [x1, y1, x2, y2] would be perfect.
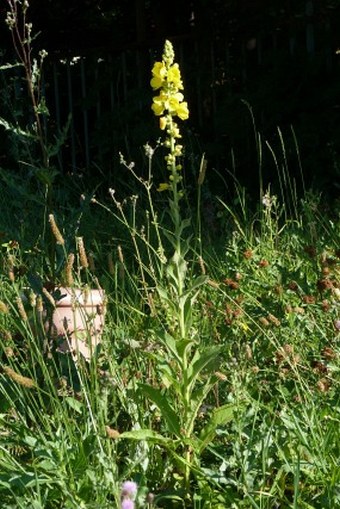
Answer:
[0, 2, 339, 508]
[1, 141, 339, 508]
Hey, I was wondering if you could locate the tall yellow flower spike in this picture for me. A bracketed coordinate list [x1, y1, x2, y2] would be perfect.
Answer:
[151, 40, 189, 193]
[151, 40, 189, 123]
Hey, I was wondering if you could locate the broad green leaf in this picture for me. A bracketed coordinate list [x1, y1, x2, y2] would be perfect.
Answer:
[179, 217, 191, 232]
[181, 293, 196, 334]
[180, 235, 193, 258]
[162, 228, 176, 249]
[157, 286, 175, 311]
[186, 378, 218, 435]
[119, 429, 169, 443]
[158, 362, 182, 393]
[157, 285, 169, 300]
[176, 338, 195, 358]
[159, 331, 181, 363]
[138, 384, 181, 437]
[199, 403, 238, 453]
[187, 346, 222, 387]
[155, 494, 187, 503]
[65, 396, 83, 414]
[37, 459, 57, 472]
[23, 436, 38, 448]
[182, 275, 209, 298]
[166, 257, 187, 292]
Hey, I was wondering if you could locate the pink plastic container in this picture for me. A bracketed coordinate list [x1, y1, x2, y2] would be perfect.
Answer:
[47, 287, 106, 360]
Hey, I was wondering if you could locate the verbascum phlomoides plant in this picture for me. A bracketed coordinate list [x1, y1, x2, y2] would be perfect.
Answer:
[118, 41, 240, 504]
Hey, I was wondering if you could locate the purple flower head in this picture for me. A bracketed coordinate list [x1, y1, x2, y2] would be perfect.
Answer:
[121, 499, 135, 509]
[334, 319, 340, 331]
[121, 480, 138, 498]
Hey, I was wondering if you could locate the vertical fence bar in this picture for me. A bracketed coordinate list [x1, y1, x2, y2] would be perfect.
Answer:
[121, 51, 130, 154]
[109, 55, 115, 113]
[53, 61, 63, 171]
[66, 62, 76, 171]
[195, 39, 203, 128]
[80, 58, 90, 168]
[257, 34, 263, 64]
[136, 49, 143, 111]
[210, 40, 217, 134]
[241, 42, 247, 87]
[324, 17, 332, 72]
[305, 1, 315, 56]
[95, 64, 103, 164]
[121, 51, 128, 102]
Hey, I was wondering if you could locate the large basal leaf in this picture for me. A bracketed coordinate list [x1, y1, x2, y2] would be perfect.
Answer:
[198, 403, 239, 453]
[138, 383, 181, 437]
[119, 429, 170, 444]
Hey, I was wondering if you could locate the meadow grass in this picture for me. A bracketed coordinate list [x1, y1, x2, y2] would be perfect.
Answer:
[0, 12, 339, 507]
[0, 164, 339, 508]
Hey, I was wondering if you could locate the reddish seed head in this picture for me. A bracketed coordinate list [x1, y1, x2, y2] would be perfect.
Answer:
[317, 278, 333, 292]
[223, 278, 239, 290]
[302, 295, 316, 304]
[259, 259, 269, 267]
[321, 347, 336, 360]
[243, 249, 253, 259]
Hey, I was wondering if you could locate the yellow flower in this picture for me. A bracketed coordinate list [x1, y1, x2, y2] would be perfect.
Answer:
[176, 101, 189, 120]
[171, 92, 184, 103]
[168, 95, 189, 120]
[151, 92, 166, 116]
[157, 182, 170, 192]
[150, 61, 166, 90]
[167, 64, 183, 89]
[159, 116, 167, 130]
[168, 95, 182, 114]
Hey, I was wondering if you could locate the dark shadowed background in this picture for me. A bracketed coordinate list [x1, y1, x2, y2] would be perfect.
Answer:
[1, 0, 340, 202]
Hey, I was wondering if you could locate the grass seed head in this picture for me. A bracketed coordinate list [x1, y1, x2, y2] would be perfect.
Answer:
[15, 296, 27, 321]
[0, 300, 9, 313]
[3, 366, 35, 388]
[76, 236, 89, 269]
[48, 214, 65, 245]
[64, 253, 75, 286]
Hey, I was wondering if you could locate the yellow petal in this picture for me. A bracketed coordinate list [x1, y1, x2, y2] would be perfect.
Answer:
[167, 64, 183, 89]
[151, 62, 166, 79]
[173, 92, 184, 102]
[168, 96, 180, 113]
[150, 62, 167, 90]
[151, 96, 165, 116]
[159, 116, 167, 130]
[150, 76, 163, 90]
[177, 101, 189, 120]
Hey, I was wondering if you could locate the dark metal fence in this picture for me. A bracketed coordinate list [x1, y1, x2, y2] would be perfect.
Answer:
[45, 1, 336, 176]
[2, 0, 337, 185]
